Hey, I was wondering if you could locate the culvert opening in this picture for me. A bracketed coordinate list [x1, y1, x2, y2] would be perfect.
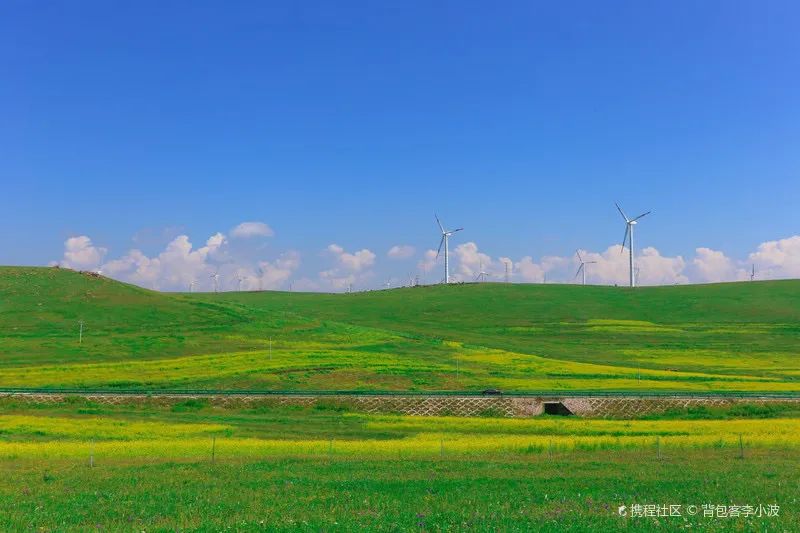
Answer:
[544, 402, 574, 416]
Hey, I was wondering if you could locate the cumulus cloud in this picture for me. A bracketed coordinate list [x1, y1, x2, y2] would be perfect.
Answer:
[101, 233, 228, 290]
[253, 251, 301, 290]
[417, 249, 439, 273]
[326, 244, 375, 271]
[690, 248, 745, 283]
[748, 235, 800, 279]
[515, 256, 546, 283]
[54, 226, 302, 291]
[634, 247, 688, 285]
[319, 244, 377, 290]
[387, 245, 415, 259]
[452, 242, 494, 281]
[58, 236, 107, 270]
[230, 221, 274, 239]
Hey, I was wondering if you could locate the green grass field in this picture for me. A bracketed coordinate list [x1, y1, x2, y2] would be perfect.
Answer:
[2, 266, 800, 529]
[0, 399, 796, 531]
[2, 266, 799, 392]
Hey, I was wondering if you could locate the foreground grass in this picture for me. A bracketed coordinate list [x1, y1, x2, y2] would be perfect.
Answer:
[0, 453, 794, 531]
[0, 403, 797, 530]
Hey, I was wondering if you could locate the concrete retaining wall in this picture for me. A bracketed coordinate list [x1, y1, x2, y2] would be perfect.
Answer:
[3, 392, 799, 418]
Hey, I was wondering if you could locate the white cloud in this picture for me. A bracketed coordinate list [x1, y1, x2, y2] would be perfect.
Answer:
[748, 235, 800, 279]
[230, 221, 274, 239]
[101, 233, 226, 290]
[690, 247, 745, 283]
[253, 251, 301, 290]
[418, 249, 438, 273]
[635, 247, 688, 285]
[452, 242, 494, 281]
[554, 245, 686, 285]
[515, 256, 546, 283]
[326, 244, 375, 271]
[319, 244, 377, 290]
[58, 236, 107, 270]
[387, 244, 415, 259]
[54, 228, 298, 292]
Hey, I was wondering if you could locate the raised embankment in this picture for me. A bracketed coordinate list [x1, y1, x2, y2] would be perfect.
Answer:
[2, 390, 799, 417]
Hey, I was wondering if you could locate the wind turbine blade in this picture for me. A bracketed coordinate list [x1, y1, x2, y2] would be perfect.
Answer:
[620, 225, 630, 253]
[574, 264, 584, 279]
[587, 261, 598, 264]
[451, 228, 463, 233]
[615, 202, 630, 222]
[632, 211, 651, 222]
[576, 250, 583, 263]
[435, 214, 445, 233]
[435, 236, 445, 259]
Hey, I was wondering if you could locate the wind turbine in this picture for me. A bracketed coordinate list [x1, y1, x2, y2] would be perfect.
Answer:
[574, 250, 597, 286]
[210, 271, 220, 293]
[475, 260, 490, 282]
[189, 280, 197, 293]
[616, 202, 651, 288]
[256, 267, 264, 291]
[234, 274, 245, 292]
[435, 214, 463, 284]
[750, 264, 756, 282]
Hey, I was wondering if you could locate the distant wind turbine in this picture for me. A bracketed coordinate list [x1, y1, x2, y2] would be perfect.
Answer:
[475, 260, 490, 282]
[435, 214, 463, 284]
[751, 264, 756, 282]
[616, 202, 651, 288]
[210, 271, 220, 293]
[256, 267, 264, 291]
[189, 280, 197, 293]
[574, 250, 597, 286]
[234, 274, 245, 292]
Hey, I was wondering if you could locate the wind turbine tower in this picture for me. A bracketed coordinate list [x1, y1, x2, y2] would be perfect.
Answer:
[574, 250, 597, 286]
[751, 264, 756, 282]
[475, 260, 490, 282]
[435, 214, 463, 284]
[210, 271, 220, 293]
[616, 202, 651, 288]
[189, 280, 197, 293]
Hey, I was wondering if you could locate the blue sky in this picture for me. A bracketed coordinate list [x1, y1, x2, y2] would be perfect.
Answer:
[2, 1, 799, 290]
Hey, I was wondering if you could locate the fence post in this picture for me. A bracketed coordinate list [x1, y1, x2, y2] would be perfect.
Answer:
[211, 436, 216, 464]
[656, 436, 661, 460]
[89, 439, 94, 468]
[548, 439, 553, 459]
[738, 434, 744, 459]
[440, 439, 444, 458]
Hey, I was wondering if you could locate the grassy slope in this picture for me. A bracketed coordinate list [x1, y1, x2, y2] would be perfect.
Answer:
[1, 266, 799, 391]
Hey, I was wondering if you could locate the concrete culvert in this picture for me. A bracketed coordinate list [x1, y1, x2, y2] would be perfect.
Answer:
[544, 402, 574, 416]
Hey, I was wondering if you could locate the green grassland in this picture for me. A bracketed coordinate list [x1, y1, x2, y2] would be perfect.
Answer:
[0, 400, 797, 531]
[1, 266, 799, 391]
[2, 267, 800, 530]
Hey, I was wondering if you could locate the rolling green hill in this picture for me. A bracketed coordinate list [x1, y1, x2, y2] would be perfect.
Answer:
[1, 266, 799, 392]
